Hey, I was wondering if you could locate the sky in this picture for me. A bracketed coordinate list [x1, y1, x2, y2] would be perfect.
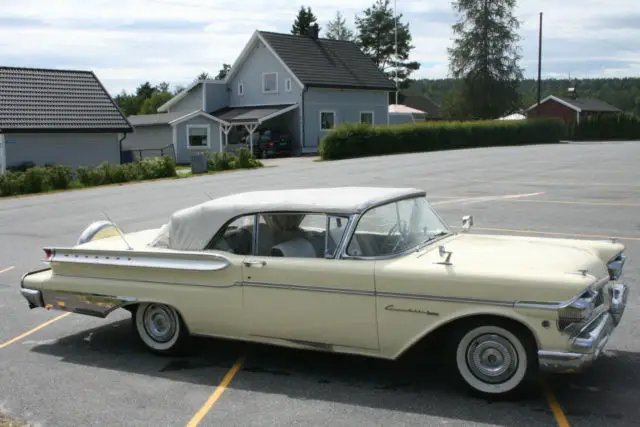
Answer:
[1, 0, 639, 96]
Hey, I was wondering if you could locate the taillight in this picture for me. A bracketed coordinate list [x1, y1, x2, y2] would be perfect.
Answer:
[268, 141, 274, 148]
[43, 248, 53, 260]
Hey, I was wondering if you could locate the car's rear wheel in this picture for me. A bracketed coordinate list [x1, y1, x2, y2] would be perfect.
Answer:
[132, 303, 189, 356]
[449, 320, 538, 398]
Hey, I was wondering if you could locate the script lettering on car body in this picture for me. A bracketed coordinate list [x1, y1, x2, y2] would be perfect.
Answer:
[384, 304, 439, 316]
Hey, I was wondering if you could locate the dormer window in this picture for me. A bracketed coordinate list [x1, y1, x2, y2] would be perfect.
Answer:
[262, 72, 278, 93]
[284, 78, 292, 92]
[237, 81, 244, 96]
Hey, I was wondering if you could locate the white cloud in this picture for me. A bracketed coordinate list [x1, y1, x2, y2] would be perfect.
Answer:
[1, 0, 638, 94]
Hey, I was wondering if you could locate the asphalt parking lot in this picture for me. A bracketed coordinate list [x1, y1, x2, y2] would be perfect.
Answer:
[1, 141, 639, 427]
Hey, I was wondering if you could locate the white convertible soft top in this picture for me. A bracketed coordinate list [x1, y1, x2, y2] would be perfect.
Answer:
[150, 186, 425, 251]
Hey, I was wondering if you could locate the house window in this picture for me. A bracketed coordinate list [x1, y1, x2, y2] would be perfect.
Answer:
[262, 72, 278, 93]
[320, 111, 336, 130]
[360, 111, 374, 125]
[284, 78, 292, 92]
[187, 125, 210, 148]
[237, 81, 244, 96]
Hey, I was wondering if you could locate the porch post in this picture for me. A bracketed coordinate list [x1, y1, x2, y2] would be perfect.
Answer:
[221, 125, 232, 150]
[244, 123, 259, 156]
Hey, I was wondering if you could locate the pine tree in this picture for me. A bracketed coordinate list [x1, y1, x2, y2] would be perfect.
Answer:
[291, 6, 320, 36]
[325, 10, 354, 41]
[355, 0, 420, 89]
[447, 0, 524, 119]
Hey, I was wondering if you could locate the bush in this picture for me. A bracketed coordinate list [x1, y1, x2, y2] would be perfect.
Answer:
[206, 149, 263, 171]
[0, 156, 178, 198]
[318, 118, 566, 160]
[573, 113, 640, 141]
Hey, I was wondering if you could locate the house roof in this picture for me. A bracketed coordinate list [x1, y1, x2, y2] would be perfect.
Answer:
[0, 66, 133, 133]
[527, 95, 621, 113]
[258, 31, 396, 91]
[400, 94, 442, 118]
[127, 111, 190, 126]
[157, 79, 226, 113]
[211, 104, 299, 125]
[389, 104, 426, 114]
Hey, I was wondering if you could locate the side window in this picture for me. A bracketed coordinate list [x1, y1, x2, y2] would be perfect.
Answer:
[208, 214, 255, 255]
[255, 213, 349, 258]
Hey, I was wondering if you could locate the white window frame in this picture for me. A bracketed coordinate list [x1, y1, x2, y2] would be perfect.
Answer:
[186, 124, 211, 149]
[284, 78, 292, 93]
[319, 110, 336, 131]
[262, 72, 278, 93]
[360, 111, 375, 125]
[237, 81, 244, 96]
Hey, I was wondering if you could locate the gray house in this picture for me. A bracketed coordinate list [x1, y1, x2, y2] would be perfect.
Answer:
[0, 66, 133, 173]
[125, 27, 396, 161]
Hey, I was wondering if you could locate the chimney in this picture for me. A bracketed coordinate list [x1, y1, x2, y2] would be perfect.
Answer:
[306, 23, 319, 39]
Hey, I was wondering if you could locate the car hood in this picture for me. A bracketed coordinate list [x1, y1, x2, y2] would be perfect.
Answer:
[428, 233, 621, 278]
[378, 233, 624, 303]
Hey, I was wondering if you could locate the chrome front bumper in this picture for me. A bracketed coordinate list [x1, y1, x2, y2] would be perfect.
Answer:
[539, 283, 629, 373]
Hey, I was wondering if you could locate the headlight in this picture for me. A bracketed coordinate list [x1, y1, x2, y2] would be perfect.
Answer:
[608, 252, 626, 280]
[558, 289, 598, 331]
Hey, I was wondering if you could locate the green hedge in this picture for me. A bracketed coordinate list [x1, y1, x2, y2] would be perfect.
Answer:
[0, 156, 177, 198]
[318, 118, 566, 160]
[205, 148, 263, 172]
[573, 114, 640, 141]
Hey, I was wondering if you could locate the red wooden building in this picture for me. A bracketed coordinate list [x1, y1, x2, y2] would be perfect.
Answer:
[526, 95, 621, 127]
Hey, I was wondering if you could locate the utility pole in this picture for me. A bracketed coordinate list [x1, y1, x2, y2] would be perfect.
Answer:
[537, 12, 543, 106]
[394, 0, 399, 104]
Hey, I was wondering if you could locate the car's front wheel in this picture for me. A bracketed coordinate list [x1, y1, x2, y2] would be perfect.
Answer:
[132, 303, 189, 356]
[450, 320, 538, 398]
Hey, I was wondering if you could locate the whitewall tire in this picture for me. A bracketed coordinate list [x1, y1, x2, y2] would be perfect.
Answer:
[450, 321, 537, 398]
[133, 303, 189, 356]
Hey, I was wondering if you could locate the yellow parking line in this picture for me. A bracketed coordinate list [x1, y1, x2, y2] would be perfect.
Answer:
[0, 266, 15, 274]
[457, 226, 640, 242]
[544, 383, 570, 427]
[0, 312, 71, 349]
[186, 356, 246, 427]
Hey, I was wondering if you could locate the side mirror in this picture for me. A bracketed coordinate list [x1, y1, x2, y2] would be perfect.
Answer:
[462, 215, 474, 232]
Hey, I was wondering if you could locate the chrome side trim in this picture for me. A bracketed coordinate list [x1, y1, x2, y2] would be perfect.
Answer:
[40, 289, 138, 318]
[240, 281, 516, 306]
[240, 281, 375, 296]
[375, 291, 515, 307]
[55, 273, 238, 289]
[47, 247, 231, 271]
[572, 311, 614, 349]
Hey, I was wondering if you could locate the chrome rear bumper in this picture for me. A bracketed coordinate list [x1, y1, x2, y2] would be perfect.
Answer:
[539, 283, 628, 373]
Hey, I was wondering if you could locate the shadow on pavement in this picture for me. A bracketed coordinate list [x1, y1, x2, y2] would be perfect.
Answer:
[27, 317, 565, 426]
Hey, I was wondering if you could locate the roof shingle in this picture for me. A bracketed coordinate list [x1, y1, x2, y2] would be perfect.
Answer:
[0, 66, 133, 133]
[258, 31, 396, 91]
[555, 96, 621, 112]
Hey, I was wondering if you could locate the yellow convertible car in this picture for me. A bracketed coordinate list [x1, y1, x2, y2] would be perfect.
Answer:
[19, 187, 629, 397]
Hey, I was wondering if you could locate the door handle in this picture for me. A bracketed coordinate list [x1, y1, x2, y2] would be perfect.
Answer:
[243, 260, 266, 267]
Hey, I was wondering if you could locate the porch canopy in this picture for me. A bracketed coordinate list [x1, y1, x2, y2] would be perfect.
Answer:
[212, 104, 299, 151]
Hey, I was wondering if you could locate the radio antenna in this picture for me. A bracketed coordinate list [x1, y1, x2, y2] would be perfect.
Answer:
[102, 211, 134, 250]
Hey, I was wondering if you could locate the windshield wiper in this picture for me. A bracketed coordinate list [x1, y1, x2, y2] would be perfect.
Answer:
[415, 231, 450, 251]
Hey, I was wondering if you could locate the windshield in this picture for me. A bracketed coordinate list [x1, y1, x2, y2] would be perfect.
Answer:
[346, 196, 450, 257]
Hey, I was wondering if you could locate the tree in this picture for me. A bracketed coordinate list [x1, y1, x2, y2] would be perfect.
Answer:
[447, 0, 524, 119]
[291, 6, 320, 36]
[195, 71, 211, 81]
[215, 64, 231, 80]
[354, 0, 420, 90]
[325, 10, 354, 41]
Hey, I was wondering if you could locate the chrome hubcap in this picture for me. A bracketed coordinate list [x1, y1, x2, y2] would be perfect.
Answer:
[143, 304, 177, 343]
[466, 333, 518, 384]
